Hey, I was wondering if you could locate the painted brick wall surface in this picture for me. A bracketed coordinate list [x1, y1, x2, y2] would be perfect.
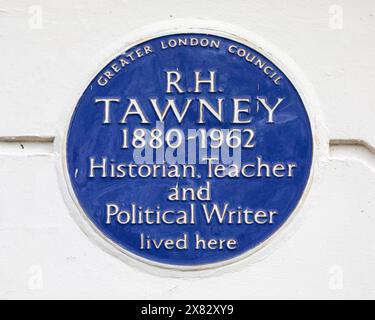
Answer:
[0, 0, 374, 299]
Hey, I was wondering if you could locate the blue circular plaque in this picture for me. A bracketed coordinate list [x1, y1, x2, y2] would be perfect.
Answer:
[66, 33, 313, 268]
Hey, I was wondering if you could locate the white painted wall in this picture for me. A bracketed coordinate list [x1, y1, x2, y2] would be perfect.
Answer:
[0, 0, 374, 299]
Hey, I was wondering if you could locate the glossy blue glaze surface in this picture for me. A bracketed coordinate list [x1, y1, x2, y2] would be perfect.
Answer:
[67, 33, 313, 266]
